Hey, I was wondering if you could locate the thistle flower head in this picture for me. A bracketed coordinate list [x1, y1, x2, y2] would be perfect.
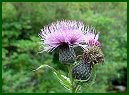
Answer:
[84, 31, 100, 47]
[39, 20, 86, 52]
[39, 20, 102, 64]
[82, 46, 104, 64]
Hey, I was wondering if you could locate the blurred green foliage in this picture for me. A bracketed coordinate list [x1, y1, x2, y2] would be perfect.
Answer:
[2, 2, 127, 93]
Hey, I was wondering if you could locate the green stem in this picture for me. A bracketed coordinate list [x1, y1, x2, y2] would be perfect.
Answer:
[68, 65, 75, 93]
[75, 85, 81, 93]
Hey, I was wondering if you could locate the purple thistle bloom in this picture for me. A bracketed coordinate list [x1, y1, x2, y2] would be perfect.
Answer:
[84, 32, 100, 47]
[39, 20, 101, 64]
[39, 20, 101, 52]
[39, 20, 87, 52]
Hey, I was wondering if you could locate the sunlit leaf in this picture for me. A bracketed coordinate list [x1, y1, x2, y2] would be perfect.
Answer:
[34, 65, 72, 91]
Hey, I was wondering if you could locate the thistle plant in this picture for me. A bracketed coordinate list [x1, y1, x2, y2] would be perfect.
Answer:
[35, 20, 104, 93]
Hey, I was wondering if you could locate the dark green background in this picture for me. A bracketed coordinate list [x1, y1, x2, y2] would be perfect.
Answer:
[2, 2, 127, 93]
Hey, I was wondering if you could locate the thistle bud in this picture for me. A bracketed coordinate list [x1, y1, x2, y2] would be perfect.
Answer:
[72, 60, 92, 80]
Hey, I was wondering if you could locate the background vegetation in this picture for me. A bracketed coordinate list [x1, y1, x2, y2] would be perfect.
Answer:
[2, 2, 127, 93]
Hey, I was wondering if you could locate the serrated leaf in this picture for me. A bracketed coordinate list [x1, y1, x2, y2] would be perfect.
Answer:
[34, 65, 72, 91]
[53, 72, 71, 91]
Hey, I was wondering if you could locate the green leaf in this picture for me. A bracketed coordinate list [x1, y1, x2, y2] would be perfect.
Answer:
[53, 72, 71, 91]
[34, 65, 72, 91]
